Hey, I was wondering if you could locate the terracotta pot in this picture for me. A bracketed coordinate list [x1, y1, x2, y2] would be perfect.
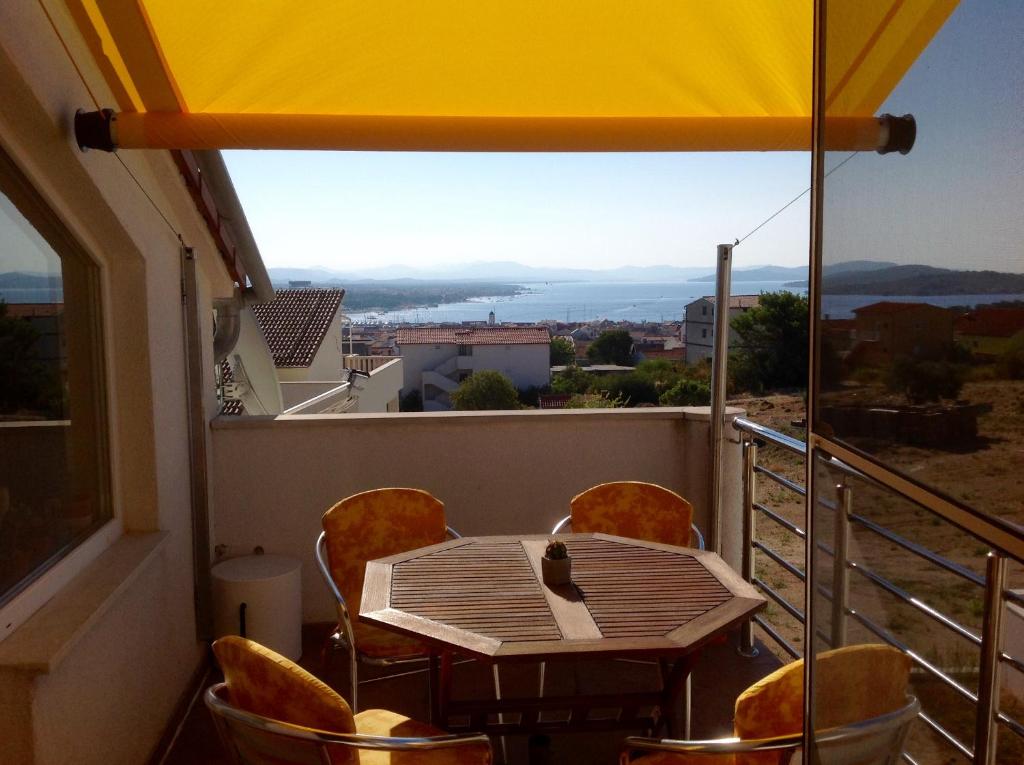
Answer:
[541, 555, 571, 586]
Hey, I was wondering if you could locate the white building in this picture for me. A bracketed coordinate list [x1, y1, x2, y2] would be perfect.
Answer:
[224, 289, 401, 415]
[397, 326, 551, 411]
[683, 295, 760, 364]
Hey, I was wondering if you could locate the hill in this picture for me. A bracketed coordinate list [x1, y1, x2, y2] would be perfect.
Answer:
[786, 265, 1024, 295]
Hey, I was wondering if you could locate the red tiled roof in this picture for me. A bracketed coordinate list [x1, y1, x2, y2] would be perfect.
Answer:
[251, 289, 344, 367]
[396, 326, 550, 345]
[955, 307, 1024, 338]
[219, 360, 244, 416]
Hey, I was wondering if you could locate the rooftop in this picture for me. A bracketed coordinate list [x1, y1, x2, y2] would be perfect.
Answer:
[698, 295, 760, 309]
[396, 326, 550, 346]
[852, 300, 948, 316]
[251, 289, 345, 367]
[954, 307, 1024, 338]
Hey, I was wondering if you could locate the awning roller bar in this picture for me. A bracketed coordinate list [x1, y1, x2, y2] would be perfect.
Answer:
[75, 110, 916, 154]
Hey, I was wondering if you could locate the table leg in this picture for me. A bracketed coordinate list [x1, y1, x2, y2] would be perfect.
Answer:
[661, 652, 699, 738]
[439, 651, 454, 725]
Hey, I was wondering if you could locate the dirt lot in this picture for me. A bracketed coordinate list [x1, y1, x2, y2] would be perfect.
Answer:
[728, 381, 1024, 763]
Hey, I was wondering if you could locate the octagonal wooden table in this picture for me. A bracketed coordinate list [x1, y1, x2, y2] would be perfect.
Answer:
[360, 533, 764, 734]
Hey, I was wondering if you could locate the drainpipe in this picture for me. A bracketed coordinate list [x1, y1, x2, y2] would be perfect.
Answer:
[709, 243, 733, 555]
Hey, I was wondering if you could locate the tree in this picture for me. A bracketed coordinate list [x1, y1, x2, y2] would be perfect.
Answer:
[730, 292, 808, 393]
[886, 356, 966, 403]
[591, 372, 659, 406]
[551, 364, 592, 395]
[586, 329, 635, 366]
[564, 392, 624, 409]
[0, 301, 62, 417]
[659, 379, 711, 406]
[450, 370, 521, 411]
[550, 336, 576, 366]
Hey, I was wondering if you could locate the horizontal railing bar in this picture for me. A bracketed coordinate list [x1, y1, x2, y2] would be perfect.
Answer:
[752, 541, 806, 582]
[1007, 589, 1024, 608]
[846, 562, 983, 647]
[848, 512, 985, 588]
[754, 503, 807, 539]
[997, 708, 1024, 739]
[734, 417, 806, 455]
[752, 577, 805, 623]
[900, 751, 919, 765]
[752, 465, 807, 496]
[917, 710, 974, 760]
[752, 615, 801, 659]
[847, 608, 979, 704]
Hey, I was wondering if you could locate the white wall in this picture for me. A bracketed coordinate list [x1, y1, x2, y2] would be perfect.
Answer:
[230, 309, 283, 414]
[210, 407, 744, 624]
[398, 342, 455, 395]
[351, 358, 402, 413]
[0, 4, 236, 762]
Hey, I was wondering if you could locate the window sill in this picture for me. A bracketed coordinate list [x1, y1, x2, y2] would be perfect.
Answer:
[0, 531, 168, 674]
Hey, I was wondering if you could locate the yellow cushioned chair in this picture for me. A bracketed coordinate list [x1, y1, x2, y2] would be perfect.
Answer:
[554, 481, 705, 550]
[620, 644, 918, 765]
[316, 488, 460, 711]
[208, 636, 491, 765]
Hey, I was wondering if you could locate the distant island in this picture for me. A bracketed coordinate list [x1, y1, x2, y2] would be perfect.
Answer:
[687, 260, 897, 283]
[786, 264, 1024, 295]
[274, 277, 524, 313]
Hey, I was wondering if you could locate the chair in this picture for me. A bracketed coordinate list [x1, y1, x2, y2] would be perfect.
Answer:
[316, 488, 460, 711]
[620, 644, 918, 765]
[207, 635, 492, 765]
[552, 481, 705, 550]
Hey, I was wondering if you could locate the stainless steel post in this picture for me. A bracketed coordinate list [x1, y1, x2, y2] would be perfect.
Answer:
[975, 552, 1007, 765]
[738, 438, 759, 657]
[831, 482, 851, 648]
[709, 243, 733, 555]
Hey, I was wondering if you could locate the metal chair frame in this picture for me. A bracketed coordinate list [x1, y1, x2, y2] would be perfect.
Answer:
[205, 682, 491, 765]
[315, 527, 461, 713]
[621, 696, 921, 765]
[550, 515, 706, 551]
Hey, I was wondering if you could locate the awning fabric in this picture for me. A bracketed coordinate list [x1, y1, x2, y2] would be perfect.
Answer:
[69, 0, 957, 152]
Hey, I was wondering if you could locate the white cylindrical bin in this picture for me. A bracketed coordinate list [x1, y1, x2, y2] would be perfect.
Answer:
[212, 554, 302, 660]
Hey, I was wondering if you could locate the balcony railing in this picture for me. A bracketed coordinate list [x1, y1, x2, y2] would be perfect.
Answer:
[343, 354, 398, 374]
[733, 416, 1024, 764]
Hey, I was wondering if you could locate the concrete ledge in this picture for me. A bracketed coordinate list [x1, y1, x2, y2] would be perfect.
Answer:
[212, 405, 745, 429]
[0, 531, 168, 673]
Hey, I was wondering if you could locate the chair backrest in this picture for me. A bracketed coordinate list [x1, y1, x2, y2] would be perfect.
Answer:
[733, 644, 913, 765]
[321, 488, 447, 616]
[211, 636, 357, 764]
[569, 481, 695, 547]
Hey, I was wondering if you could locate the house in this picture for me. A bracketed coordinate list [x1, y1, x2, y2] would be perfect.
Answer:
[396, 326, 551, 410]
[223, 289, 402, 415]
[683, 295, 760, 364]
[849, 301, 954, 366]
[954, 306, 1024, 360]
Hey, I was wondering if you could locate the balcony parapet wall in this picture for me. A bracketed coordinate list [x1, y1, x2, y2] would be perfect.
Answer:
[211, 406, 744, 622]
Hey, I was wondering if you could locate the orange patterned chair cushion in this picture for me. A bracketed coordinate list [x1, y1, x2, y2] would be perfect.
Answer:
[213, 636, 356, 741]
[732, 644, 911, 765]
[323, 488, 448, 657]
[355, 709, 492, 765]
[570, 481, 695, 547]
[631, 644, 911, 765]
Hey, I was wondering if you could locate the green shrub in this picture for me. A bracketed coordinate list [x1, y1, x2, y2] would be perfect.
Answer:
[450, 370, 521, 411]
[659, 379, 711, 406]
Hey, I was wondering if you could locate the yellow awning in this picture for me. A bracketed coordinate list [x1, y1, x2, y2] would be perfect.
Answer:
[69, 0, 957, 152]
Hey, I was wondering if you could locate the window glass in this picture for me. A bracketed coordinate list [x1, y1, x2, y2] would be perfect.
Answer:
[816, 2, 1024, 527]
[0, 152, 110, 606]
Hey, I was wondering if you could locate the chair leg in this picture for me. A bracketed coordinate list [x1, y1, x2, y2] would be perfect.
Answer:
[350, 648, 359, 713]
[493, 665, 508, 765]
[538, 661, 546, 698]
[684, 673, 691, 739]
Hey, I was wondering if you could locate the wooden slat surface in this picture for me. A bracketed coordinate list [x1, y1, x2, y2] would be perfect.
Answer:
[391, 540, 562, 643]
[563, 538, 731, 638]
[386, 535, 735, 648]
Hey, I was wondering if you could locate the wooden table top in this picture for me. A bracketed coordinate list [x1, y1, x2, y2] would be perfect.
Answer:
[360, 533, 765, 661]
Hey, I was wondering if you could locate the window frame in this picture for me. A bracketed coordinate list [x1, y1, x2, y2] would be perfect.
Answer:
[0, 146, 115, 641]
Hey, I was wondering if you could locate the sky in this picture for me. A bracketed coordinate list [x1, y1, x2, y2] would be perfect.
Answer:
[221, 1, 1022, 278]
[223, 150, 811, 274]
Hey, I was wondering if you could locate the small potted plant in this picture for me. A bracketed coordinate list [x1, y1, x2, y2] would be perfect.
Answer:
[542, 540, 571, 586]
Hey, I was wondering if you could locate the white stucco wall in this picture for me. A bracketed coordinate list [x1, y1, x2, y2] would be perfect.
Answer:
[210, 407, 745, 624]
[0, 5, 238, 762]
[230, 309, 283, 414]
[398, 342, 456, 395]
[468, 343, 550, 389]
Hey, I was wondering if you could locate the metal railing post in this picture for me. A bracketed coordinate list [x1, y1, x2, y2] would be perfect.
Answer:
[709, 243, 733, 555]
[739, 437, 759, 657]
[831, 482, 851, 648]
[975, 552, 1007, 765]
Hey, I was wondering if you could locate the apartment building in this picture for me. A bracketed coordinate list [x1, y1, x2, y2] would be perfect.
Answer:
[683, 295, 759, 364]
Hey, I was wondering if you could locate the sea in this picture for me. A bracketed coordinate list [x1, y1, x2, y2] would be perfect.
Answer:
[345, 281, 1024, 325]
